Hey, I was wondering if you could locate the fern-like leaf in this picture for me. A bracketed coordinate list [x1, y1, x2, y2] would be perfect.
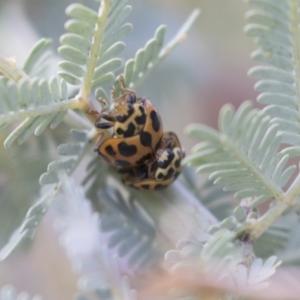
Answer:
[122, 25, 166, 89]
[184, 101, 296, 203]
[165, 230, 281, 298]
[0, 41, 82, 140]
[254, 222, 290, 259]
[55, 177, 136, 300]
[181, 167, 233, 220]
[0, 188, 56, 260]
[0, 130, 91, 259]
[99, 188, 160, 268]
[58, 1, 131, 89]
[0, 39, 81, 147]
[40, 129, 91, 185]
[245, 0, 300, 151]
[115, 9, 200, 92]
[1, 77, 74, 148]
[23, 38, 52, 77]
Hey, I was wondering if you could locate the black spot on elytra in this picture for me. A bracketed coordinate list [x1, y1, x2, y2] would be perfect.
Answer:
[139, 131, 152, 147]
[165, 168, 174, 180]
[118, 142, 137, 156]
[134, 106, 146, 125]
[105, 145, 116, 157]
[157, 172, 164, 180]
[136, 153, 152, 165]
[150, 111, 160, 132]
[115, 159, 131, 167]
[157, 149, 175, 169]
[174, 159, 181, 168]
[116, 122, 136, 137]
[141, 184, 150, 190]
[116, 104, 134, 123]
[174, 171, 180, 179]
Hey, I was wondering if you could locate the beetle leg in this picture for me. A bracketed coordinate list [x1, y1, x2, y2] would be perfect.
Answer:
[93, 134, 103, 152]
[95, 111, 116, 129]
[118, 75, 137, 97]
[96, 97, 109, 112]
[95, 121, 114, 129]
[100, 112, 115, 122]
[94, 97, 116, 129]
[86, 106, 100, 117]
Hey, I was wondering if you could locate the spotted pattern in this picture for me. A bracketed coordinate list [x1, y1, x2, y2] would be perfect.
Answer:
[116, 122, 136, 137]
[120, 132, 184, 190]
[115, 159, 131, 167]
[96, 87, 186, 190]
[139, 131, 152, 147]
[105, 145, 116, 157]
[118, 142, 138, 157]
[134, 107, 147, 125]
[150, 111, 160, 132]
[115, 104, 134, 123]
[157, 149, 175, 169]
[155, 147, 183, 181]
[114, 103, 146, 138]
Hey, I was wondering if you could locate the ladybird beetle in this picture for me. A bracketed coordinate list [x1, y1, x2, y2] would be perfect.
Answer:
[95, 88, 147, 138]
[95, 79, 164, 168]
[120, 132, 185, 190]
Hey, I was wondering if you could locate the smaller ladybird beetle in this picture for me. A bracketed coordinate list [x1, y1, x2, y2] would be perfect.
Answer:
[121, 132, 185, 190]
[96, 77, 164, 169]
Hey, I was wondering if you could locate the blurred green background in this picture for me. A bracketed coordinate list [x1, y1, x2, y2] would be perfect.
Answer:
[0, 0, 257, 299]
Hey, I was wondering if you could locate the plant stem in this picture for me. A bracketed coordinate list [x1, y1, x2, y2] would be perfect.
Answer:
[80, 0, 111, 99]
[222, 134, 285, 201]
[248, 201, 288, 240]
[248, 170, 300, 240]
[0, 98, 84, 125]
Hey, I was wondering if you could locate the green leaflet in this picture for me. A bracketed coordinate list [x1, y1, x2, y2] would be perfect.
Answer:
[2, 77, 71, 148]
[40, 129, 91, 185]
[184, 101, 292, 203]
[246, 0, 300, 151]
[23, 38, 52, 76]
[98, 188, 160, 268]
[58, 1, 132, 87]
[0, 130, 90, 259]
[181, 168, 233, 220]
[115, 9, 200, 93]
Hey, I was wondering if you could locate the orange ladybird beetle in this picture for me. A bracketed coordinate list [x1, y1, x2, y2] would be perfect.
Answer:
[120, 132, 185, 190]
[95, 77, 164, 169]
